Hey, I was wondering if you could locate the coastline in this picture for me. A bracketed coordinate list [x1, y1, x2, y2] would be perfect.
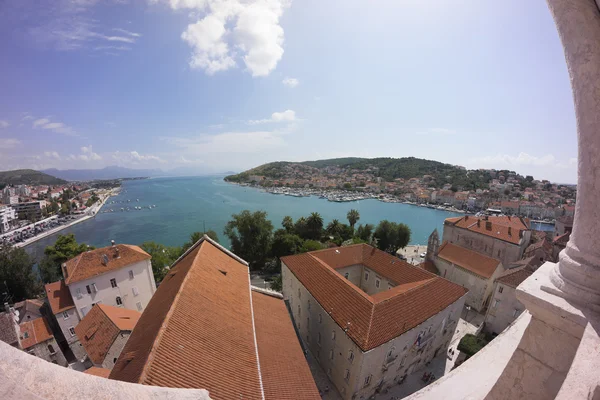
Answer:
[16, 188, 117, 249]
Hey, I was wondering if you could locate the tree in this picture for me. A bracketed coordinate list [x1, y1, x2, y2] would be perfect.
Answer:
[271, 229, 303, 259]
[181, 230, 220, 253]
[270, 275, 282, 292]
[300, 240, 326, 253]
[326, 219, 344, 237]
[282, 216, 294, 233]
[306, 212, 324, 240]
[356, 223, 374, 242]
[504, 188, 511, 196]
[224, 210, 274, 271]
[343, 183, 352, 189]
[0, 245, 41, 302]
[140, 241, 181, 283]
[373, 220, 411, 254]
[294, 217, 308, 239]
[347, 209, 360, 229]
[39, 234, 93, 283]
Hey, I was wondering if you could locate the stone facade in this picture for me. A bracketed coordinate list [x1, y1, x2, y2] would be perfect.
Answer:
[26, 337, 68, 367]
[483, 282, 525, 336]
[101, 332, 131, 370]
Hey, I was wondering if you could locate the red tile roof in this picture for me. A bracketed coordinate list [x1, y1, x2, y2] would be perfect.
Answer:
[282, 244, 467, 351]
[19, 317, 54, 349]
[45, 280, 75, 314]
[0, 313, 19, 346]
[553, 232, 570, 246]
[251, 290, 321, 400]
[495, 266, 533, 288]
[75, 304, 141, 365]
[64, 244, 150, 285]
[445, 216, 529, 245]
[418, 260, 440, 275]
[84, 367, 111, 378]
[437, 242, 501, 279]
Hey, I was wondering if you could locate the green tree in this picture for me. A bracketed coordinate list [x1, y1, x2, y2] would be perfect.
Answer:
[347, 209, 360, 229]
[140, 241, 180, 283]
[343, 182, 352, 189]
[300, 240, 326, 253]
[271, 229, 303, 259]
[356, 223, 374, 242]
[181, 230, 220, 253]
[270, 275, 282, 292]
[326, 219, 343, 237]
[282, 216, 294, 233]
[224, 210, 274, 271]
[39, 234, 93, 283]
[306, 212, 324, 240]
[0, 245, 41, 302]
[294, 217, 308, 239]
[373, 220, 411, 254]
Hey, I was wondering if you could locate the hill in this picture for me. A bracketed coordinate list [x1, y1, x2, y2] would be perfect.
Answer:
[225, 157, 530, 191]
[42, 166, 164, 181]
[0, 169, 67, 187]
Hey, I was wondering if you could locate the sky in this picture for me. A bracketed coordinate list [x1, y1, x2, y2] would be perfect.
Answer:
[0, 0, 578, 183]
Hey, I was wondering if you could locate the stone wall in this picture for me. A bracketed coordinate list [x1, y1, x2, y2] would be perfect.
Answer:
[102, 332, 130, 370]
[28, 337, 68, 367]
[484, 283, 525, 335]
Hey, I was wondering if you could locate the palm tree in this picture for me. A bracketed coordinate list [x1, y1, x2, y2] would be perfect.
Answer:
[326, 219, 343, 236]
[282, 216, 294, 232]
[347, 209, 360, 229]
[306, 212, 324, 240]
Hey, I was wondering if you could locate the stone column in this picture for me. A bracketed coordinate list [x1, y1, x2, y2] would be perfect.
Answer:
[544, 0, 600, 309]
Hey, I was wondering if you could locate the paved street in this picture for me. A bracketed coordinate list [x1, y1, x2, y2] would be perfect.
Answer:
[250, 274, 272, 289]
[397, 245, 428, 265]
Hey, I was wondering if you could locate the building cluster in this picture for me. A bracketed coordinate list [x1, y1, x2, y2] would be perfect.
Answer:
[244, 164, 576, 219]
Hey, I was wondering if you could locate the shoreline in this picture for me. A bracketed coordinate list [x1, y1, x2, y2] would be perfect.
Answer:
[16, 188, 117, 249]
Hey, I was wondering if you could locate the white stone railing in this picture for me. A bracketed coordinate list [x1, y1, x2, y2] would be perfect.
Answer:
[0, 340, 211, 399]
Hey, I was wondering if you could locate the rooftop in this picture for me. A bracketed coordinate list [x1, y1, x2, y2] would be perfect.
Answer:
[13, 299, 44, 323]
[109, 236, 319, 400]
[0, 313, 19, 347]
[444, 215, 529, 245]
[64, 244, 151, 285]
[281, 244, 467, 351]
[437, 241, 501, 279]
[19, 317, 54, 350]
[45, 280, 75, 315]
[84, 367, 111, 378]
[495, 266, 534, 288]
[75, 304, 141, 365]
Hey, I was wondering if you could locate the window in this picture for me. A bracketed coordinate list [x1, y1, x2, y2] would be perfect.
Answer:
[132, 286, 139, 296]
[298, 288, 301, 298]
[68, 327, 75, 337]
[497, 250, 501, 257]
[331, 331, 336, 341]
[114, 358, 117, 364]
[499, 286, 504, 294]
[329, 350, 334, 360]
[86, 285, 91, 295]
[364, 375, 372, 387]
[81, 306, 89, 316]
[344, 272, 349, 279]
[91, 283, 98, 293]
[375, 279, 380, 288]
[344, 369, 350, 382]
[348, 350, 354, 363]
[317, 332, 321, 345]
[298, 305, 301, 317]
[306, 335, 310, 344]
[76, 288, 82, 299]
[110, 278, 117, 288]
[116, 296, 123, 306]
[48, 344, 55, 354]
[319, 314, 322, 323]
[365, 272, 369, 281]
[62, 311, 69, 320]
[129, 270, 134, 280]
[307, 317, 310, 329]
[513, 309, 520, 317]
[23, 332, 29, 339]
[493, 299, 500, 308]
[136, 302, 143, 311]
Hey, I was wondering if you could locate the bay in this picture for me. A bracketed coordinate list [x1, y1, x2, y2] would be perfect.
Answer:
[25, 176, 553, 260]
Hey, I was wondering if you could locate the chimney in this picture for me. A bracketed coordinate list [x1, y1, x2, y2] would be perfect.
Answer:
[111, 239, 116, 247]
[114, 246, 120, 259]
[486, 221, 492, 230]
[62, 263, 68, 279]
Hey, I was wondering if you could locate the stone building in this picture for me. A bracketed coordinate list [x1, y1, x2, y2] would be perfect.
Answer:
[281, 244, 467, 400]
[19, 317, 67, 367]
[110, 236, 320, 400]
[483, 266, 533, 336]
[61, 243, 156, 318]
[75, 304, 140, 370]
[435, 242, 504, 312]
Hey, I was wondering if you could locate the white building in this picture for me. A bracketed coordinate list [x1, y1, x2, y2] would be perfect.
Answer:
[61, 244, 157, 319]
[281, 244, 467, 400]
[0, 205, 16, 233]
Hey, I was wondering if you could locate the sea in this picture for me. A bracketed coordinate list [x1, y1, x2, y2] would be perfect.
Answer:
[25, 176, 554, 260]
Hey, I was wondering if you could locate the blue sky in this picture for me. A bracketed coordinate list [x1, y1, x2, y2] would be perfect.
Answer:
[0, 0, 578, 183]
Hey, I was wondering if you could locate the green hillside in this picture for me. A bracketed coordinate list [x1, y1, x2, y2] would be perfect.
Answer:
[0, 169, 67, 187]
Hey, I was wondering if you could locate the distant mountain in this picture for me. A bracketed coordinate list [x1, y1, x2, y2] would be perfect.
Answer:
[0, 169, 67, 186]
[42, 166, 164, 181]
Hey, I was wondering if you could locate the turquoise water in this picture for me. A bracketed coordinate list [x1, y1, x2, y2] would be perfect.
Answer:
[25, 176, 551, 260]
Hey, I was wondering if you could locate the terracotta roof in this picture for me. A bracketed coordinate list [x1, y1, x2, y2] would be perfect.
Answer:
[553, 232, 570, 246]
[437, 242, 501, 279]
[524, 239, 552, 258]
[0, 313, 19, 346]
[64, 244, 150, 285]
[45, 280, 75, 314]
[419, 260, 439, 275]
[13, 299, 44, 323]
[508, 256, 544, 270]
[495, 266, 533, 288]
[84, 367, 111, 378]
[20, 317, 54, 349]
[444, 215, 529, 245]
[251, 290, 321, 400]
[75, 304, 141, 365]
[281, 244, 467, 351]
[110, 236, 317, 399]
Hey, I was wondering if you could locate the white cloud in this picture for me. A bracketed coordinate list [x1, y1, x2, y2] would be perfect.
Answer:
[32, 117, 77, 136]
[71, 145, 102, 161]
[44, 151, 61, 160]
[112, 28, 141, 37]
[249, 109, 296, 124]
[417, 128, 456, 135]
[282, 77, 298, 88]
[0, 138, 21, 149]
[94, 45, 132, 51]
[166, 130, 287, 154]
[111, 150, 166, 164]
[0, 120, 9, 128]
[168, 0, 290, 76]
